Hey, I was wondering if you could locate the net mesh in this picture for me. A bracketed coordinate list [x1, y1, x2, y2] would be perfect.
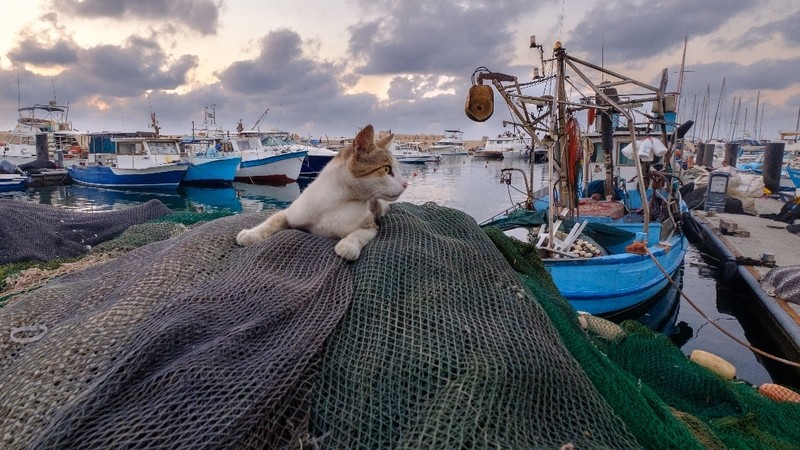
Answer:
[1, 200, 800, 449]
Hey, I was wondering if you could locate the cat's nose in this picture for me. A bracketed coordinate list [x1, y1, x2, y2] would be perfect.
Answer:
[402, 180, 409, 189]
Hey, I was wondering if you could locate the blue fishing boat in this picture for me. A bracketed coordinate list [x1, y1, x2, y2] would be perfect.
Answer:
[180, 139, 241, 185]
[472, 41, 689, 318]
[0, 174, 28, 191]
[788, 167, 800, 188]
[68, 135, 189, 189]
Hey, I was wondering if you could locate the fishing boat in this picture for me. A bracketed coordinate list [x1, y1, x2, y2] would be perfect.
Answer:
[67, 134, 189, 189]
[427, 129, 468, 155]
[480, 130, 531, 160]
[0, 174, 28, 191]
[390, 141, 440, 164]
[1, 101, 88, 166]
[180, 138, 241, 186]
[470, 40, 689, 318]
[224, 134, 306, 185]
[257, 130, 336, 177]
[788, 166, 800, 188]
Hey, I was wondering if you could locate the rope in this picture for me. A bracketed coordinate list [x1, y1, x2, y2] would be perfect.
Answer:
[645, 247, 800, 368]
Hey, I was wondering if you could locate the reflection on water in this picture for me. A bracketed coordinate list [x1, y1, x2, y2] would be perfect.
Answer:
[1, 156, 787, 387]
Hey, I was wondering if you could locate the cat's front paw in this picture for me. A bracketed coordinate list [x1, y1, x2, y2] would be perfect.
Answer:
[334, 239, 362, 261]
[237, 228, 267, 246]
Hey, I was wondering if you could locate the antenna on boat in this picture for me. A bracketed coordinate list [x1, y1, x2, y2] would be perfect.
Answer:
[250, 108, 270, 131]
[145, 90, 161, 137]
[17, 70, 21, 110]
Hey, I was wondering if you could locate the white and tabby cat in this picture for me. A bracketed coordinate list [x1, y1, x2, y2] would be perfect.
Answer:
[236, 124, 408, 260]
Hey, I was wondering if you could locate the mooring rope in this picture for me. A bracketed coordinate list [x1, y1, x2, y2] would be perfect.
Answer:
[646, 247, 800, 368]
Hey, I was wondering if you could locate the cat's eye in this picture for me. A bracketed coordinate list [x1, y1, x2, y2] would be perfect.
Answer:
[383, 165, 393, 175]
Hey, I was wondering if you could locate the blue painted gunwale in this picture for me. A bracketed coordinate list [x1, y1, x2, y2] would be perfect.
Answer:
[239, 150, 308, 169]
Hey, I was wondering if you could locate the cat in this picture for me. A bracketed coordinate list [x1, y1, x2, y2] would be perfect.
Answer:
[236, 124, 408, 260]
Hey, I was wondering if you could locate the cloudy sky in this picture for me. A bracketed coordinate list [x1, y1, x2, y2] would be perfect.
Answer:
[2, 0, 799, 142]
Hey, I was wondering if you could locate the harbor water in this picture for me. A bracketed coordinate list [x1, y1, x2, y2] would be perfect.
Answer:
[1, 155, 795, 388]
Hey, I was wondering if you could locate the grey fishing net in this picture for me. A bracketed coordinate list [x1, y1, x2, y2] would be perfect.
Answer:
[0, 199, 172, 265]
[1, 202, 639, 449]
[762, 265, 800, 305]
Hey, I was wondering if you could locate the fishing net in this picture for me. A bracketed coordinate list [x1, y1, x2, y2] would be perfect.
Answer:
[762, 265, 800, 305]
[0, 199, 173, 265]
[1, 201, 799, 449]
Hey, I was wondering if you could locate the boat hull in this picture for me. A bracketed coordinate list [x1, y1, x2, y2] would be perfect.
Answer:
[428, 146, 468, 156]
[67, 164, 189, 189]
[0, 174, 28, 191]
[300, 153, 335, 177]
[547, 231, 687, 316]
[235, 151, 306, 184]
[183, 156, 241, 185]
[788, 167, 800, 188]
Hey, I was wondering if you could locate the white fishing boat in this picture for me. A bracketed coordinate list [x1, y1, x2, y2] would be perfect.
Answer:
[427, 129, 468, 155]
[225, 135, 306, 185]
[390, 141, 440, 164]
[256, 130, 336, 177]
[1, 101, 87, 166]
[481, 131, 531, 159]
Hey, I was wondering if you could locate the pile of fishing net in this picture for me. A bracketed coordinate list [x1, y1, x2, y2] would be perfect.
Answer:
[1, 201, 800, 449]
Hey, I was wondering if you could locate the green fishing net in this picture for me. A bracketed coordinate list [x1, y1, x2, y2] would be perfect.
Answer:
[1, 201, 799, 449]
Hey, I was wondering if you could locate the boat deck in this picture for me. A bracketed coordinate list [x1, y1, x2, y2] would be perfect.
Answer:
[690, 197, 800, 361]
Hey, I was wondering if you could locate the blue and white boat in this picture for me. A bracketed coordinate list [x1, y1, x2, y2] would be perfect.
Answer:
[0, 174, 28, 191]
[223, 135, 306, 185]
[473, 42, 689, 318]
[68, 135, 188, 189]
[180, 139, 241, 185]
[257, 130, 336, 177]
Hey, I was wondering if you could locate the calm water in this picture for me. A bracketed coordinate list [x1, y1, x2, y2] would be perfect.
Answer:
[1, 156, 793, 387]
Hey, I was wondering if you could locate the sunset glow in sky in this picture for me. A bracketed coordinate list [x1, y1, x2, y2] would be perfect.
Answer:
[2, 0, 799, 141]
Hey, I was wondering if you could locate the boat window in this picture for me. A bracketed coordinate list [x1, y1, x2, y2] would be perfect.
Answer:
[117, 142, 143, 155]
[617, 142, 634, 166]
[236, 139, 252, 151]
[149, 142, 179, 155]
[590, 142, 604, 163]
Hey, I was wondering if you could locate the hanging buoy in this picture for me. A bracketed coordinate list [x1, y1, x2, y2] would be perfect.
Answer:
[587, 107, 596, 126]
[465, 84, 494, 122]
[690, 349, 736, 380]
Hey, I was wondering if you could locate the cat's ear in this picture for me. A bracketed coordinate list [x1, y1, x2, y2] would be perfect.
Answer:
[353, 125, 375, 153]
[377, 133, 394, 148]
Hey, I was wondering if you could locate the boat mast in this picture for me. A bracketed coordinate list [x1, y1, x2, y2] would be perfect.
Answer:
[753, 90, 760, 140]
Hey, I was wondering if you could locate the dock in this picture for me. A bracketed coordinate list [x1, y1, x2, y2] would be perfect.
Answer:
[685, 196, 800, 367]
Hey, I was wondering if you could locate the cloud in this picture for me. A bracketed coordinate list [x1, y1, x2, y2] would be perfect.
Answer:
[51, 0, 222, 35]
[7, 37, 80, 68]
[569, 0, 752, 63]
[347, 0, 533, 76]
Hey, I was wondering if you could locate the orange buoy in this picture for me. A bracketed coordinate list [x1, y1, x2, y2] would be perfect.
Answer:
[758, 383, 800, 403]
